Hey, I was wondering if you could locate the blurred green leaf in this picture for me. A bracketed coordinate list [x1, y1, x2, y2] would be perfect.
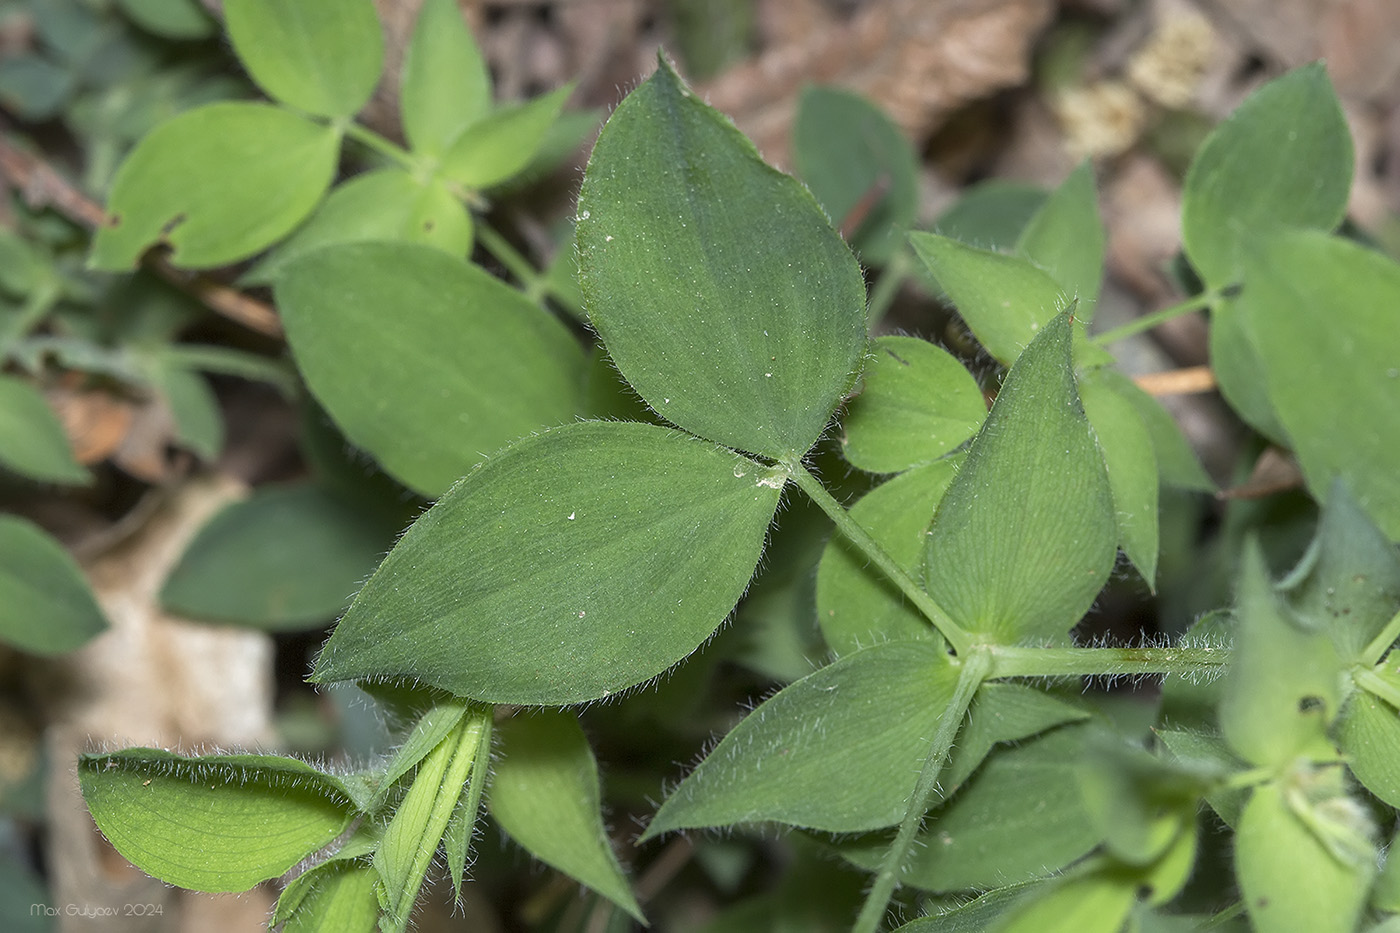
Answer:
[115, 0, 215, 39]
[160, 482, 395, 631]
[1080, 371, 1160, 584]
[0, 515, 107, 654]
[1240, 231, 1400, 540]
[793, 84, 919, 265]
[276, 242, 583, 497]
[91, 102, 339, 270]
[1016, 162, 1104, 323]
[440, 86, 572, 189]
[0, 375, 88, 484]
[0, 53, 76, 119]
[1182, 63, 1351, 289]
[399, 0, 491, 156]
[223, 0, 383, 117]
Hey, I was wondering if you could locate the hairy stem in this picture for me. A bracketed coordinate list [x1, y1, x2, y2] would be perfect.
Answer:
[988, 644, 1231, 680]
[1355, 667, 1400, 710]
[1091, 289, 1223, 347]
[851, 649, 991, 933]
[475, 223, 546, 297]
[788, 462, 971, 654]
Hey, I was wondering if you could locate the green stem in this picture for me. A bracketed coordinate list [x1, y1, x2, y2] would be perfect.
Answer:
[987, 644, 1230, 680]
[377, 707, 488, 933]
[1090, 289, 1221, 347]
[342, 121, 416, 170]
[788, 463, 971, 655]
[1356, 667, 1400, 710]
[475, 223, 545, 297]
[866, 248, 911, 325]
[1361, 608, 1400, 666]
[851, 649, 991, 933]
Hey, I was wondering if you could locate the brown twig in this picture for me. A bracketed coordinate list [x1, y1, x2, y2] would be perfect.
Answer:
[0, 131, 282, 338]
[1133, 364, 1216, 397]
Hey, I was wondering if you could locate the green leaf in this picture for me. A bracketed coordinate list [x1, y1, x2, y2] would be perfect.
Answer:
[0, 375, 88, 484]
[150, 361, 221, 460]
[1097, 369, 1213, 491]
[313, 421, 783, 704]
[1077, 740, 1206, 865]
[400, 0, 491, 156]
[1080, 371, 1160, 585]
[1209, 294, 1289, 442]
[839, 725, 1104, 892]
[1241, 231, 1400, 540]
[816, 459, 959, 656]
[1280, 481, 1400, 662]
[839, 336, 986, 473]
[0, 53, 76, 120]
[0, 515, 108, 654]
[1220, 541, 1343, 767]
[1016, 162, 1105, 323]
[275, 242, 584, 497]
[91, 102, 340, 270]
[278, 862, 379, 933]
[1156, 729, 1249, 828]
[892, 883, 1039, 933]
[923, 313, 1117, 645]
[934, 181, 1046, 250]
[441, 86, 572, 189]
[223, 0, 383, 118]
[491, 712, 643, 921]
[79, 749, 355, 893]
[646, 641, 959, 836]
[1181, 63, 1352, 289]
[576, 59, 866, 459]
[1339, 688, 1400, 808]
[1235, 778, 1376, 933]
[160, 483, 393, 632]
[792, 84, 919, 265]
[987, 869, 1137, 933]
[115, 0, 216, 40]
[444, 717, 491, 902]
[246, 169, 473, 284]
[944, 683, 1089, 792]
[908, 233, 1069, 365]
[1373, 828, 1400, 914]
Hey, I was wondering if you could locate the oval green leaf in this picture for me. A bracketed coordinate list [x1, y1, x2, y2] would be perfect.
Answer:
[792, 84, 919, 265]
[840, 336, 986, 473]
[923, 313, 1117, 645]
[816, 459, 959, 656]
[0, 375, 88, 484]
[79, 749, 356, 893]
[246, 169, 472, 284]
[1236, 779, 1375, 933]
[91, 102, 339, 270]
[1095, 369, 1212, 492]
[1241, 231, 1400, 540]
[491, 712, 643, 921]
[276, 242, 584, 497]
[908, 232, 1070, 365]
[312, 421, 783, 704]
[400, 0, 491, 156]
[645, 641, 959, 836]
[160, 483, 395, 631]
[576, 58, 866, 459]
[223, 0, 383, 118]
[0, 515, 107, 654]
[1181, 63, 1352, 289]
[441, 86, 572, 189]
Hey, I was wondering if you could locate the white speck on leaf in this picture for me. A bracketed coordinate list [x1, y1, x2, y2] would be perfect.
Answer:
[568, 511, 576, 520]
